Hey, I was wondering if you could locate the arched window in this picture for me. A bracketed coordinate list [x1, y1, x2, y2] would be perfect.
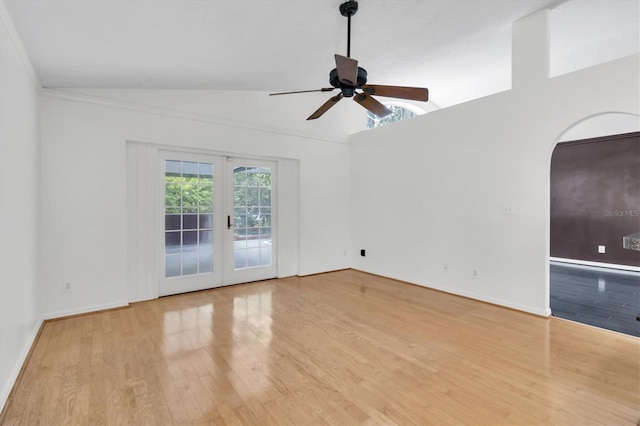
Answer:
[366, 102, 425, 128]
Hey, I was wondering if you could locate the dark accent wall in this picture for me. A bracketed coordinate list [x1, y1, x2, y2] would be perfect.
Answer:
[550, 132, 640, 267]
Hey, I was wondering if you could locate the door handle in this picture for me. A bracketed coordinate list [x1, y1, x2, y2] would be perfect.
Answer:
[227, 215, 233, 229]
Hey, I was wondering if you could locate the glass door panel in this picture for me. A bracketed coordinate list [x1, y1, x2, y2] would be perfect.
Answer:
[225, 159, 277, 285]
[164, 160, 214, 277]
[159, 153, 223, 296]
[233, 166, 272, 269]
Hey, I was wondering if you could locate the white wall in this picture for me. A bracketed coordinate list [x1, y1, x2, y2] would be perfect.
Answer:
[350, 47, 639, 315]
[550, 0, 639, 78]
[0, 2, 41, 410]
[58, 88, 369, 142]
[39, 89, 352, 318]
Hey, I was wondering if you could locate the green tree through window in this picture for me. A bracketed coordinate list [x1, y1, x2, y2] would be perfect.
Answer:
[367, 104, 418, 128]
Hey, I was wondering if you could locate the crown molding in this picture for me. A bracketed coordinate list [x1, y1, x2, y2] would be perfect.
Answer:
[40, 89, 350, 144]
[0, 0, 41, 88]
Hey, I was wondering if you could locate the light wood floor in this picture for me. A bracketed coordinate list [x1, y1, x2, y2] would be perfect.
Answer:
[1, 270, 639, 425]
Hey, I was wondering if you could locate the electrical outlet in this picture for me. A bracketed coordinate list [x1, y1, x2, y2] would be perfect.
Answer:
[63, 282, 72, 293]
[473, 269, 478, 278]
[598, 245, 605, 254]
[501, 206, 515, 216]
[444, 264, 448, 272]
[360, 249, 366, 257]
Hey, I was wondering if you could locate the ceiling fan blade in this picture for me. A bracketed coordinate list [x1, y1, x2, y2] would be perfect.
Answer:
[269, 88, 335, 96]
[361, 85, 429, 102]
[307, 94, 344, 120]
[353, 93, 393, 118]
[335, 54, 358, 86]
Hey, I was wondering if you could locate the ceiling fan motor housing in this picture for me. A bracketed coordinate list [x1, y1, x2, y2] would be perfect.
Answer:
[339, 1, 358, 17]
[329, 67, 368, 97]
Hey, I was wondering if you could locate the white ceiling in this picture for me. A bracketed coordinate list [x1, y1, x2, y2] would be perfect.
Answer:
[3, 0, 639, 108]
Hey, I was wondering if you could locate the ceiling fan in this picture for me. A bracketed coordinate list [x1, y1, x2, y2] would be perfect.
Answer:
[269, 0, 429, 120]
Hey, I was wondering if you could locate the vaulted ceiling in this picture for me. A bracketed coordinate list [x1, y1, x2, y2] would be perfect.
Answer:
[3, 0, 639, 109]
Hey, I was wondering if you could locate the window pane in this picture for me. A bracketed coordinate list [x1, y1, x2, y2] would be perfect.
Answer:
[247, 170, 260, 186]
[234, 186, 246, 206]
[259, 188, 271, 206]
[165, 232, 181, 254]
[234, 168, 247, 185]
[199, 163, 213, 177]
[183, 161, 198, 178]
[199, 230, 212, 246]
[165, 182, 181, 208]
[182, 178, 198, 207]
[246, 188, 259, 206]
[199, 252, 213, 273]
[247, 248, 260, 267]
[199, 214, 213, 229]
[260, 247, 271, 266]
[367, 104, 418, 128]
[234, 250, 247, 269]
[257, 171, 271, 187]
[165, 255, 181, 277]
[234, 210, 247, 228]
[183, 231, 197, 252]
[260, 227, 271, 239]
[247, 211, 259, 228]
[234, 235, 247, 250]
[183, 214, 198, 230]
[183, 253, 198, 275]
[165, 160, 181, 176]
[165, 214, 181, 230]
[199, 183, 213, 206]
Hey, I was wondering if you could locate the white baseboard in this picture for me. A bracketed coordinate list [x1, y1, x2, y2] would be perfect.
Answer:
[550, 257, 640, 273]
[0, 317, 43, 414]
[352, 267, 552, 317]
[42, 300, 130, 321]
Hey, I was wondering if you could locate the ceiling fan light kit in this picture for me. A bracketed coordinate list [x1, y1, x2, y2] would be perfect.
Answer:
[270, 0, 429, 121]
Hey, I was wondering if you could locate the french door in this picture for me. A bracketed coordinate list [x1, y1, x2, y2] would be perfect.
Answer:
[224, 158, 277, 285]
[158, 152, 276, 296]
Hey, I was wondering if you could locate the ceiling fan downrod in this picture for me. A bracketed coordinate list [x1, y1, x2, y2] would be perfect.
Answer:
[339, 1, 358, 57]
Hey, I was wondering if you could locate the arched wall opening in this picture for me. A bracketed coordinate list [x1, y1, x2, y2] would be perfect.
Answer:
[546, 111, 639, 333]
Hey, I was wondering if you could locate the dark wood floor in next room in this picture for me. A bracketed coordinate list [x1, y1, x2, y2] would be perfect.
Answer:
[550, 262, 640, 337]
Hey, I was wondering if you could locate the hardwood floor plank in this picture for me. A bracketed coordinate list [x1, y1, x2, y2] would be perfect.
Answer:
[2, 270, 638, 425]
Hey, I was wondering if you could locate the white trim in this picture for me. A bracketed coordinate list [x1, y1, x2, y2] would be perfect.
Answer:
[352, 268, 552, 317]
[0, 317, 43, 413]
[41, 300, 130, 321]
[550, 257, 640, 273]
[0, 0, 41, 87]
[40, 89, 349, 145]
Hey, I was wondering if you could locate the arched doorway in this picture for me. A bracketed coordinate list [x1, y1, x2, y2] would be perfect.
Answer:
[549, 112, 640, 336]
